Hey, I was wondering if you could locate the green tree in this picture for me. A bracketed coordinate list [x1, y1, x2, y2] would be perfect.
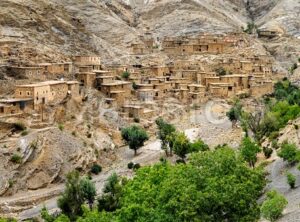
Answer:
[226, 100, 242, 127]
[57, 171, 96, 220]
[116, 148, 265, 222]
[240, 137, 261, 168]
[170, 132, 191, 162]
[98, 173, 123, 212]
[189, 139, 209, 153]
[121, 125, 149, 156]
[278, 142, 299, 164]
[80, 177, 97, 209]
[121, 71, 130, 80]
[261, 190, 288, 222]
[286, 172, 296, 189]
[155, 118, 176, 156]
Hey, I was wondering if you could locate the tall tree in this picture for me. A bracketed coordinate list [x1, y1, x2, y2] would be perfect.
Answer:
[121, 125, 149, 156]
[57, 171, 96, 220]
[98, 173, 123, 212]
[239, 137, 261, 168]
[171, 132, 191, 162]
[155, 118, 176, 156]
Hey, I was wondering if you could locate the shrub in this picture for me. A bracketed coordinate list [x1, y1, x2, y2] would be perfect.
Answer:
[13, 122, 26, 131]
[278, 142, 299, 164]
[215, 67, 227, 76]
[91, 164, 102, 175]
[10, 154, 22, 164]
[121, 71, 130, 80]
[271, 140, 279, 149]
[133, 117, 140, 123]
[261, 190, 288, 221]
[21, 130, 28, 136]
[133, 163, 141, 170]
[127, 162, 134, 169]
[294, 124, 299, 130]
[132, 82, 138, 90]
[286, 172, 296, 188]
[263, 147, 273, 159]
[58, 124, 64, 131]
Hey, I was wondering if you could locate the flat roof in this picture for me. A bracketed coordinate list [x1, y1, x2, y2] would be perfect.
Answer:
[16, 80, 67, 87]
[67, 81, 80, 84]
[0, 98, 33, 103]
[9, 66, 44, 69]
[102, 81, 131, 86]
[110, 90, 126, 94]
[188, 84, 205, 87]
[93, 70, 112, 73]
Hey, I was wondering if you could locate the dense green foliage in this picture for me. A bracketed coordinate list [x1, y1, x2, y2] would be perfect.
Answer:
[278, 142, 300, 164]
[286, 172, 296, 189]
[121, 125, 149, 156]
[189, 139, 210, 152]
[116, 148, 265, 222]
[46, 147, 266, 222]
[261, 190, 288, 222]
[240, 137, 261, 168]
[228, 80, 300, 141]
[57, 171, 96, 220]
[169, 131, 191, 161]
[155, 118, 176, 156]
[0, 218, 17, 222]
[98, 173, 123, 212]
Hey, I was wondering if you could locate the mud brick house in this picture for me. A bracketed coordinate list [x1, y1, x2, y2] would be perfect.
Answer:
[96, 76, 114, 89]
[136, 89, 156, 102]
[219, 75, 249, 90]
[38, 63, 65, 75]
[74, 56, 101, 70]
[131, 43, 152, 55]
[101, 81, 131, 105]
[209, 83, 235, 98]
[78, 66, 93, 73]
[75, 72, 96, 87]
[250, 80, 273, 97]
[8, 66, 45, 80]
[67, 81, 80, 98]
[0, 98, 34, 116]
[15, 80, 73, 109]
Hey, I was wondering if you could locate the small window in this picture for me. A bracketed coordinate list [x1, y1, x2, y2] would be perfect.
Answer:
[27, 92, 30, 96]
[19, 92, 22, 95]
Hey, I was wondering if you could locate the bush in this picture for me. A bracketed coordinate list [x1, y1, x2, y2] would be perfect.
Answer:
[127, 162, 134, 169]
[271, 140, 279, 149]
[58, 124, 64, 131]
[21, 130, 28, 136]
[215, 67, 227, 76]
[133, 163, 141, 170]
[121, 71, 130, 80]
[278, 142, 299, 164]
[132, 82, 138, 90]
[13, 122, 26, 131]
[261, 190, 288, 221]
[91, 164, 102, 175]
[287, 172, 296, 188]
[10, 154, 22, 164]
[263, 147, 273, 159]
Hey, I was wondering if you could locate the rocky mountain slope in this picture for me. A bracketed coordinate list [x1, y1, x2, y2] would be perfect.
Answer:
[1, 0, 299, 66]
